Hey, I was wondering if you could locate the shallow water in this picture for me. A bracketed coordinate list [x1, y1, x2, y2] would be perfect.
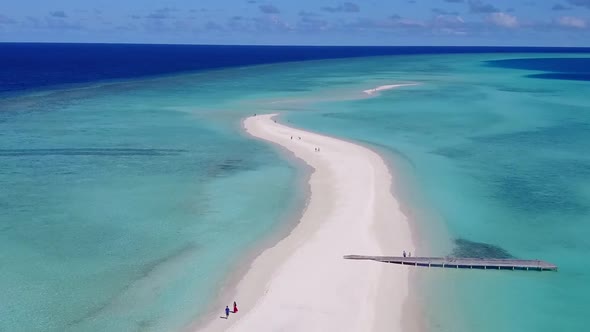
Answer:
[286, 53, 590, 332]
[1, 53, 589, 331]
[0, 69, 307, 331]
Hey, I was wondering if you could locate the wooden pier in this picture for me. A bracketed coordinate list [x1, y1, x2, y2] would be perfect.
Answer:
[343, 255, 557, 271]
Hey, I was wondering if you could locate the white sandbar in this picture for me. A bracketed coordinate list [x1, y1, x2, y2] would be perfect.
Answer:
[363, 83, 418, 95]
[197, 113, 415, 332]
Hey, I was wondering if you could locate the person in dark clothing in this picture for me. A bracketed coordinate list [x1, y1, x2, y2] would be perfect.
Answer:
[225, 306, 230, 318]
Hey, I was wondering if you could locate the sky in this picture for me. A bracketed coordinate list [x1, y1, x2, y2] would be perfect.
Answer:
[0, 0, 589, 46]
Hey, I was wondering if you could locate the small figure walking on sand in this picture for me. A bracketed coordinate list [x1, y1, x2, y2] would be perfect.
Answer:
[225, 306, 230, 319]
[233, 301, 238, 313]
[298, 136, 301, 140]
[291, 136, 293, 140]
[408, 252, 412, 257]
[403, 250, 407, 257]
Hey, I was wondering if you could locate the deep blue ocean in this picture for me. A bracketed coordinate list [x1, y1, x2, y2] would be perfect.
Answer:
[1, 43, 590, 93]
[1, 44, 589, 332]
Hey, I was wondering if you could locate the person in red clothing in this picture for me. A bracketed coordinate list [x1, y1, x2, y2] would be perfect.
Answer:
[233, 301, 238, 313]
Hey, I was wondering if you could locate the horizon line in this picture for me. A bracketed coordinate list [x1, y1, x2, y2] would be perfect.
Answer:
[1, 41, 590, 49]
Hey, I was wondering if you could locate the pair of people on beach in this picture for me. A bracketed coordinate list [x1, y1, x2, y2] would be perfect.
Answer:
[225, 301, 238, 319]
[403, 250, 412, 257]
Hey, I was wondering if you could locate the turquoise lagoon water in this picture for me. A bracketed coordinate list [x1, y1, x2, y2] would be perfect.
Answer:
[1, 53, 589, 331]
[284, 54, 590, 332]
[0, 69, 309, 331]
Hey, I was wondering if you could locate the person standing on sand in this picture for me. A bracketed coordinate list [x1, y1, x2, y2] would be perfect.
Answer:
[225, 306, 230, 319]
[233, 301, 238, 313]
[403, 250, 407, 257]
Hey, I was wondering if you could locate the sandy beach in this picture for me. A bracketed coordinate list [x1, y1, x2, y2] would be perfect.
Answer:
[197, 110, 415, 331]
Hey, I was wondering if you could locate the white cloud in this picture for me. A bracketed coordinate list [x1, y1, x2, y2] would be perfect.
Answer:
[488, 12, 519, 28]
[557, 16, 587, 28]
[433, 15, 465, 26]
[432, 15, 466, 35]
[396, 18, 427, 27]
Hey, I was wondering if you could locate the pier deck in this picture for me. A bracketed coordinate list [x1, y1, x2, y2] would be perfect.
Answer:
[343, 255, 557, 271]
